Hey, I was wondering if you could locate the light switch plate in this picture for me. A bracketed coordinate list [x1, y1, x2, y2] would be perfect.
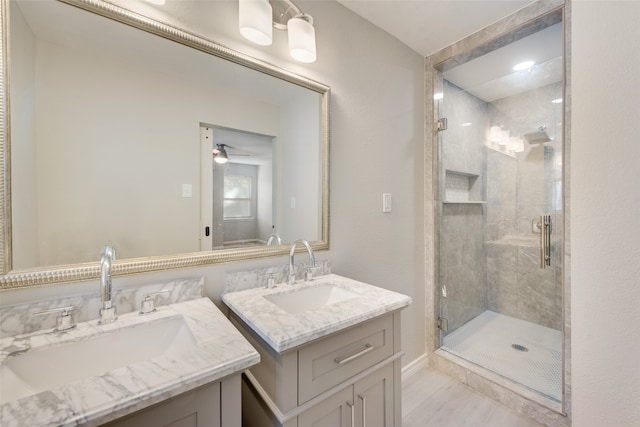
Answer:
[383, 193, 392, 213]
[182, 184, 193, 198]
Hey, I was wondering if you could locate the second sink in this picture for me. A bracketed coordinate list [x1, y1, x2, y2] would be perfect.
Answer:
[1, 314, 195, 404]
[264, 284, 358, 314]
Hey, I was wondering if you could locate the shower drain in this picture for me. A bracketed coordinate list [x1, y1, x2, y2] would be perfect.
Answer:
[511, 344, 529, 352]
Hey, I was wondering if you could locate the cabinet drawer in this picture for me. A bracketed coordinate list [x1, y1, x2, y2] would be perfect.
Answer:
[298, 314, 394, 404]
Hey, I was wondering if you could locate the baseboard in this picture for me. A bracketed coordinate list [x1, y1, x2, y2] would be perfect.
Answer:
[401, 353, 428, 381]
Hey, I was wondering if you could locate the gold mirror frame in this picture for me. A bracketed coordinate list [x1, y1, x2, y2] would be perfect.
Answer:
[0, 0, 330, 289]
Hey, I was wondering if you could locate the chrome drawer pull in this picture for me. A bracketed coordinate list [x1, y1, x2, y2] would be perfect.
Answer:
[334, 343, 373, 365]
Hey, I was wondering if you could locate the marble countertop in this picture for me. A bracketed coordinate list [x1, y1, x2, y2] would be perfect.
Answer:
[222, 274, 412, 353]
[0, 297, 260, 427]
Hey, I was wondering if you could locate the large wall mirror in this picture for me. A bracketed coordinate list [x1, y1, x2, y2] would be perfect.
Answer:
[0, 0, 330, 289]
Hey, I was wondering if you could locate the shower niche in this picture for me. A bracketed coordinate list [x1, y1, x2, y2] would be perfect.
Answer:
[444, 170, 484, 203]
[432, 5, 566, 416]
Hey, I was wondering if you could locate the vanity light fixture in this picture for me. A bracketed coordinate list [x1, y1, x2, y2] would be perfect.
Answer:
[508, 136, 525, 153]
[488, 125, 503, 142]
[239, 0, 317, 63]
[288, 14, 316, 63]
[499, 128, 510, 146]
[239, 0, 273, 46]
[552, 97, 563, 104]
[214, 145, 229, 164]
[486, 125, 525, 155]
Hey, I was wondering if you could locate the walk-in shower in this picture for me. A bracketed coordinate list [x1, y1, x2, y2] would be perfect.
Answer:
[433, 11, 565, 407]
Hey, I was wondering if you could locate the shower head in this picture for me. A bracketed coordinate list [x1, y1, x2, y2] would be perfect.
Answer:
[524, 126, 551, 145]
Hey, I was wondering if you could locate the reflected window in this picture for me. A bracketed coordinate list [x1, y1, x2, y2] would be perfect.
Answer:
[224, 175, 253, 219]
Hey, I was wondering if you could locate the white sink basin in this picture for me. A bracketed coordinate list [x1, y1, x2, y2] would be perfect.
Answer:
[0, 315, 195, 404]
[264, 284, 358, 314]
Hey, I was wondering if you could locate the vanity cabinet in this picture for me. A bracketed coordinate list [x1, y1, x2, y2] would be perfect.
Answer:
[230, 311, 403, 427]
[102, 374, 241, 427]
[298, 364, 393, 427]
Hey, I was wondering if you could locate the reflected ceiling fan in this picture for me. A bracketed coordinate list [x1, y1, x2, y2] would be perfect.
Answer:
[212, 143, 251, 164]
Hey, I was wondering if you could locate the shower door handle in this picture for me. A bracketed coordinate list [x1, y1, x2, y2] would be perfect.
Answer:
[540, 215, 552, 269]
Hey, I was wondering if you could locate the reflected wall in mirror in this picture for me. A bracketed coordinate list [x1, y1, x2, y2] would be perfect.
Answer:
[1, 0, 329, 288]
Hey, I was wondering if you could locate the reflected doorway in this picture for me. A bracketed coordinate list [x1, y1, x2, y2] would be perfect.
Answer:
[200, 125, 276, 249]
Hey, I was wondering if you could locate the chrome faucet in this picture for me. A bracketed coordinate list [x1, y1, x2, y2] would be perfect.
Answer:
[288, 239, 316, 285]
[99, 245, 117, 324]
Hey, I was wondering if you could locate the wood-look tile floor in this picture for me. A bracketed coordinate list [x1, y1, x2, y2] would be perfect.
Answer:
[402, 367, 541, 427]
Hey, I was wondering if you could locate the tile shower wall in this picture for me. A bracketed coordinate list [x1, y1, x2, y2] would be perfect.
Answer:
[441, 81, 563, 333]
[439, 81, 488, 333]
[486, 82, 563, 329]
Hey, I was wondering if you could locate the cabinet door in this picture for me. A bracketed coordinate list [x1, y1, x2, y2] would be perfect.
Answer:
[298, 386, 354, 427]
[104, 381, 221, 427]
[354, 364, 394, 427]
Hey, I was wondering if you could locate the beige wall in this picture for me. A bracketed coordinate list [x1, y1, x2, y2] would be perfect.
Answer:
[277, 92, 322, 243]
[571, 0, 640, 424]
[9, 3, 39, 267]
[23, 37, 281, 266]
[12, 3, 322, 267]
[3, 0, 426, 367]
[6, 1, 640, 424]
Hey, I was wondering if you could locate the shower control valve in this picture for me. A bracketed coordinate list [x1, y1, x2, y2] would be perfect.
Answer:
[532, 218, 542, 233]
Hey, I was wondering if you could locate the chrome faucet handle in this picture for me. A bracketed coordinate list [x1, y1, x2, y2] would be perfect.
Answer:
[140, 290, 171, 315]
[304, 268, 314, 282]
[261, 274, 277, 289]
[267, 274, 276, 288]
[34, 305, 76, 332]
[304, 265, 323, 282]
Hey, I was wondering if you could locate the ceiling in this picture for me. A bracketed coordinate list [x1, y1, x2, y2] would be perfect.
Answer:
[334, 0, 562, 101]
[443, 22, 562, 101]
[335, 0, 536, 57]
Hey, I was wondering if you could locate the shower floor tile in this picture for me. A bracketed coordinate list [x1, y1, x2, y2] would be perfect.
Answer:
[441, 310, 562, 401]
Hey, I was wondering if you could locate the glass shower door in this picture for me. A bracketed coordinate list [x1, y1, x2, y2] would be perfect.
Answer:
[434, 20, 564, 403]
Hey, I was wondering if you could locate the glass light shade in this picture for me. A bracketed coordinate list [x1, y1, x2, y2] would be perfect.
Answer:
[499, 129, 510, 146]
[508, 136, 525, 153]
[214, 150, 229, 164]
[239, 0, 273, 46]
[489, 125, 502, 142]
[288, 15, 316, 63]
